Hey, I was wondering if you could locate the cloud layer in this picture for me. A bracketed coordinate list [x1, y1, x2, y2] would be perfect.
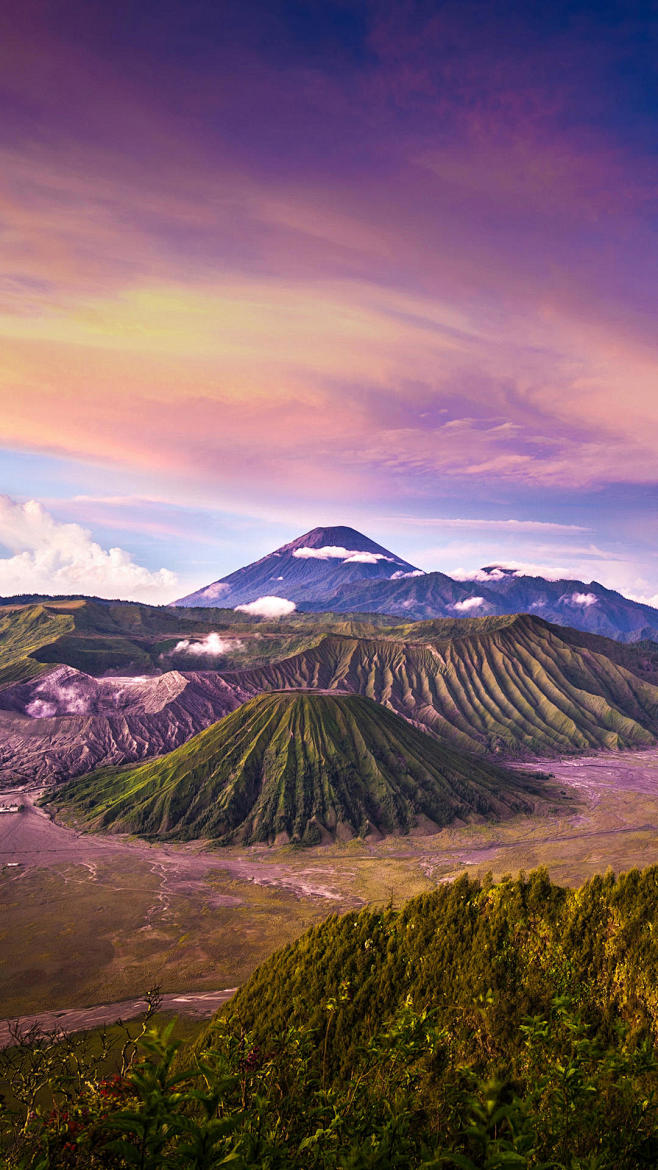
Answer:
[0, 1, 656, 598]
[1, 0, 656, 517]
[292, 546, 391, 563]
[0, 497, 177, 603]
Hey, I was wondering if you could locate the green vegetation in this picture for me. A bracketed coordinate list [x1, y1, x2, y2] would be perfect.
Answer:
[226, 865, 658, 1062]
[0, 990, 203, 1120]
[2, 601, 657, 761]
[228, 613, 658, 755]
[7, 748, 658, 1025]
[0, 598, 396, 685]
[46, 693, 545, 844]
[0, 604, 75, 688]
[5, 867, 658, 1167]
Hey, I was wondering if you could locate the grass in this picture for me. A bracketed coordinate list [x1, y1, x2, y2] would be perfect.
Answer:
[227, 615, 658, 755]
[3, 601, 657, 763]
[0, 598, 397, 686]
[0, 855, 328, 1018]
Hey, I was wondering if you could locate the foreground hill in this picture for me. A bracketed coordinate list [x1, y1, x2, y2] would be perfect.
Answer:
[46, 692, 544, 843]
[9, 868, 658, 1167]
[225, 613, 658, 756]
[219, 867, 658, 1068]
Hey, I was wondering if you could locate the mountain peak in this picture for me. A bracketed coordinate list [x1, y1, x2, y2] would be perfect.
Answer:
[173, 525, 419, 609]
[281, 526, 391, 554]
[53, 690, 542, 844]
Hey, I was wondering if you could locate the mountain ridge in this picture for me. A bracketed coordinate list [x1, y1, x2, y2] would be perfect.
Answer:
[221, 613, 658, 756]
[172, 524, 658, 643]
[2, 609, 658, 784]
[173, 525, 420, 607]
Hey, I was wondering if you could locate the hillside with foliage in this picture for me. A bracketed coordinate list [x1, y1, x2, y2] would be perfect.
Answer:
[2, 602, 657, 762]
[225, 866, 658, 1064]
[45, 692, 545, 843]
[5, 867, 658, 1168]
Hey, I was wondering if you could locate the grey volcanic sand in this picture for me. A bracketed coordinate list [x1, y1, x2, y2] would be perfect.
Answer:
[0, 666, 252, 784]
[0, 788, 346, 901]
[4, 748, 658, 898]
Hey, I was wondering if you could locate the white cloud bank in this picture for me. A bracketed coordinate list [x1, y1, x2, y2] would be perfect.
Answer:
[292, 545, 392, 564]
[172, 632, 243, 656]
[452, 567, 509, 582]
[451, 562, 589, 583]
[234, 595, 296, 617]
[345, 551, 391, 564]
[0, 496, 177, 603]
[453, 596, 485, 612]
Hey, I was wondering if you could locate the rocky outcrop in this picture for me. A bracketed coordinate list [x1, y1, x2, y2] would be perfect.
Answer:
[0, 667, 251, 784]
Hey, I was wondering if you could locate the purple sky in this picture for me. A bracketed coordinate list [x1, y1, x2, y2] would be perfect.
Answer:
[0, 0, 657, 603]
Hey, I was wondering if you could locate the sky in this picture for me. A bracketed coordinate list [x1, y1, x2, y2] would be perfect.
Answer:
[1, 0, 657, 604]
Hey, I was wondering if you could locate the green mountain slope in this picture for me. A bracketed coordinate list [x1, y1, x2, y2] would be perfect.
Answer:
[226, 614, 658, 755]
[213, 866, 658, 1076]
[9, 869, 658, 1168]
[0, 603, 75, 688]
[47, 692, 544, 843]
[0, 598, 399, 686]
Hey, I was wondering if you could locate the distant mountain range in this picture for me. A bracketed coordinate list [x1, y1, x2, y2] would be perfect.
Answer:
[174, 525, 658, 643]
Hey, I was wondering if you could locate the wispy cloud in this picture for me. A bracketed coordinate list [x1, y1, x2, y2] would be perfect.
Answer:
[384, 517, 589, 534]
[292, 545, 392, 563]
[0, 0, 656, 598]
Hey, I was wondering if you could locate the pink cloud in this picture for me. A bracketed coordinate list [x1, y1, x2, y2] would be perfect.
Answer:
[0, 0, 655, 517]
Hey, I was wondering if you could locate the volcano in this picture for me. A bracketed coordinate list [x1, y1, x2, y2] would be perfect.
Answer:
[47, 691, 544, 844]
[171, 523, 658, 642]
[173, 525, 421, 608]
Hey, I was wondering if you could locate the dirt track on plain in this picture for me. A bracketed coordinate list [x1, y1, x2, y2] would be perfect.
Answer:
[0, 987, 236, 1049]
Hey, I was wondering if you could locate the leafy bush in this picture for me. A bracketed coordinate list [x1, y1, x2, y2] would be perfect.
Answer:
[5, 870, 658, 1167]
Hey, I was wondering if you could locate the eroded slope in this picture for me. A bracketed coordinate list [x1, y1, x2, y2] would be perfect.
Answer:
[225, 615, 658, 756]
[0, 666, 250, 783]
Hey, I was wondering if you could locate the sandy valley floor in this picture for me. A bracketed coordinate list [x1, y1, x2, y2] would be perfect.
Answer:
[2, 748, 658, 1025]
